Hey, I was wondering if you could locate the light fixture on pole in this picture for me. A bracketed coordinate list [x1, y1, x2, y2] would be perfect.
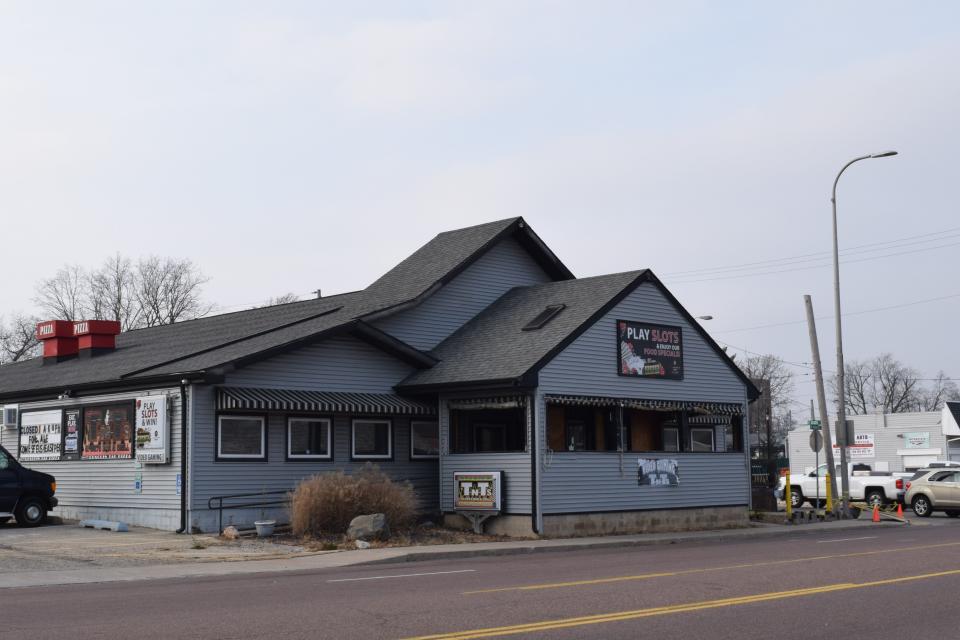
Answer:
[831, 150, 897, 516]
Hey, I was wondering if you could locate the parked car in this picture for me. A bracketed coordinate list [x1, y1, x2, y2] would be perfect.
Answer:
[904, 469, 960, 518]
[783, 463, 904, 509]
[0, 445, 58, 527]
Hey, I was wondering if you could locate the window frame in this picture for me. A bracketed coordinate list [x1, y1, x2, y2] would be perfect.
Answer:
[285, 415, 333, 461]
[410, 420, 439, 460]
[216, 414, 268, 461]
[690, 427, 716, 453]
[351, 418, 393, 461]
[662, 426, 680, 452]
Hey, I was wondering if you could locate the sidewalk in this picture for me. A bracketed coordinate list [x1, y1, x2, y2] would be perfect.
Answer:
[0, 518, 910, 590]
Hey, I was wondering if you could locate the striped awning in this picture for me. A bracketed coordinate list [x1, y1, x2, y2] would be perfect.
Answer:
[544, 394, 743, 415]
[217, 387, 436, 416]
[447, 395, 527, 411]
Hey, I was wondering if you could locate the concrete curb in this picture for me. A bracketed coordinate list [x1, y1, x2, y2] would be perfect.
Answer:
[357, 520, 905, 566]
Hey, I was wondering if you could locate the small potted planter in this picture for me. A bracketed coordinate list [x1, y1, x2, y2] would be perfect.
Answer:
[254, 519, 276, 537]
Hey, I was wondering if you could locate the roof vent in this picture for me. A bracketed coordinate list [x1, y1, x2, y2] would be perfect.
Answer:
[522, 304, 566, 331]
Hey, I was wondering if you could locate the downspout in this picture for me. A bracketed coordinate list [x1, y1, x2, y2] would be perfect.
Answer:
[176, 379, 188, 534]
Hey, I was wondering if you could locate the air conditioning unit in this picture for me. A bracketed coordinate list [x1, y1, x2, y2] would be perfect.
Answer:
[2, 405, 18, 429]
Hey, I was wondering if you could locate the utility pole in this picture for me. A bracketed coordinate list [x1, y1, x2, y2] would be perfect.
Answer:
[804, 295, 839, 512]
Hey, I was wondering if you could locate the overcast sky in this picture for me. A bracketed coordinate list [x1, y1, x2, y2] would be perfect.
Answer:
[2, 2, 958, 409]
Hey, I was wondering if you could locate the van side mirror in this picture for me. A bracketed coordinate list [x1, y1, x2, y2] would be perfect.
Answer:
[809, 471, 817, 477]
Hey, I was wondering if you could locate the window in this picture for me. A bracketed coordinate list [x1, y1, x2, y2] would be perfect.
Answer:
[547, 405, 619, 452]
[522, 304, 566, 331]
[287, 417, 331, 460]
[450, 408, 526, 454]
[690, 428, 715, 452]
[82, 403, 134, 460]
[411, 421, 439, 459]
[662, 427, 680, 452]
[352, 419, 392, 459]
[218, 416, 266, 460]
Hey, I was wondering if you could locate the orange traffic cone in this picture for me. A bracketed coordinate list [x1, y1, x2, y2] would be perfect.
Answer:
[872, 504, 881, 522]
[897, 503, 904, 518]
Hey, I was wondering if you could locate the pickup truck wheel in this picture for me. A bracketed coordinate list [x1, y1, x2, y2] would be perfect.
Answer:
[865, 490, 885, 508]
[14, 497, 47, 527]
[945, 510, 960, 518]
[912, 495, 932, 518]
[790, 489, 804, 509]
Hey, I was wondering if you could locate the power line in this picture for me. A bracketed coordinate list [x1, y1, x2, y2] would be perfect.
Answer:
[667, 239, 960, 284]
[663, 224, 960, 278]
[713, 292, 960, 334]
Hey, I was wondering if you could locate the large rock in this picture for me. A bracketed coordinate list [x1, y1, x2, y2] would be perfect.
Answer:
[347, 513, 389, 541]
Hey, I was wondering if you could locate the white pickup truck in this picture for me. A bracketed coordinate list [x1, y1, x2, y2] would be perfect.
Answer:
[781, 463, 905, 509]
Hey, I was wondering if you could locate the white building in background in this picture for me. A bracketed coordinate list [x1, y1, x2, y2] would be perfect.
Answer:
[787, 409, 953, 476]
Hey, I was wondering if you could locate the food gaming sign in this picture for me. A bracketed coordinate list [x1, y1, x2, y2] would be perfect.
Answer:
[618, 320, 684, 380]
[135, 396, 169, 464]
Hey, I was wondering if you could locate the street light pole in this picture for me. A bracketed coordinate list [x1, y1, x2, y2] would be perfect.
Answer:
[831, 150, 897, 516]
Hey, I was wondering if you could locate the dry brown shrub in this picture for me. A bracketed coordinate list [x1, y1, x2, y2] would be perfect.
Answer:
[290, 464, 417, 537]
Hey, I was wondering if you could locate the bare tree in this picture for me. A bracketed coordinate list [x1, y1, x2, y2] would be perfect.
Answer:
[87, 254, 141, 330]
[34, 265, 86, 320]
[872, 353, 921, 414]
[835, 359, 872, 415]
[740, 354, 795, 415]
[256, 293, 301, 308]
[0, 314, 41, 363]
[915, 371, 960, 411]
[134, 257, 212, 327]
[740, 354, 796, 451]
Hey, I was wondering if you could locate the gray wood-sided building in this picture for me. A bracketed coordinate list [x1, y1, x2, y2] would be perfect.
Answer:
[0, 218, 759, 535]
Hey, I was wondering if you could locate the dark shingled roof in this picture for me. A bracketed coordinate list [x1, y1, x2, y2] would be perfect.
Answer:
[0, 217, 570, 400]
[398, 271, 646, 390]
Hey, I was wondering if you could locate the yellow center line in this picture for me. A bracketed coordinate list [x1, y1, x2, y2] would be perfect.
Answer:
[463, 541, 960, 594]
[410, 568, 960, 640]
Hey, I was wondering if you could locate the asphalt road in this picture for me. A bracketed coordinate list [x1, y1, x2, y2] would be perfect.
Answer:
[3, 520, 960, 639]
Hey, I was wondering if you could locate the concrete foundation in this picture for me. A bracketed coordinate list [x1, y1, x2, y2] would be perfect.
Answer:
[52, 505, 181, 531]
[541, 506, 749, 538]
[442, 513, 537, 538]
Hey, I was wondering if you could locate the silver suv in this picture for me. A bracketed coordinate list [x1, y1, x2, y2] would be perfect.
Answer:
[904, 469, 960, 517]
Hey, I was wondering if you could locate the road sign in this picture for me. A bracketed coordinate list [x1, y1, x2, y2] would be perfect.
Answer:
[808, 420, 821, 430]
[809, 430, 823, 452]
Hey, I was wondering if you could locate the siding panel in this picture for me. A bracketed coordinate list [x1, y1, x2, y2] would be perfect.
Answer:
[189, 335, 437, 532]
[437, 397, 532, 514]
[3, 388, 183, 530]
[537, 282, 750, 514]
[375, 237, 553, 351]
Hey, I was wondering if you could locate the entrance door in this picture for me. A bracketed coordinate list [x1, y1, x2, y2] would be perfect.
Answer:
[0, 448, 20, 514]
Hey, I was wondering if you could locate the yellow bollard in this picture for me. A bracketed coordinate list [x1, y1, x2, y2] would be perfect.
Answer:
[825, 472, 833, 514]
[785, 470, 793, 521]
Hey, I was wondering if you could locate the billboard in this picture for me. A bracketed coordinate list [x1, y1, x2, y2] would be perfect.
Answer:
[135, 396, 169, 464]
[618, 320, 683, 380]
[19, 410, 62, 462]
[453, 472, 502, 511]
